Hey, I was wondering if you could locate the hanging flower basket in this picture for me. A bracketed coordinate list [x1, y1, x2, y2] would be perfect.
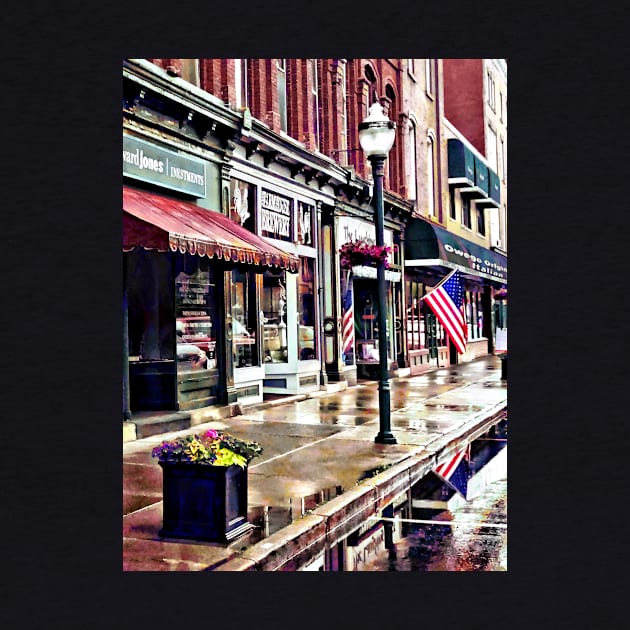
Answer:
[340, 240, 391, 270]
[152, 429, 263, 543]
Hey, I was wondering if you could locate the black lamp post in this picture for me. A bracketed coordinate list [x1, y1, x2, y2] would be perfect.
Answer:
[358, 103, 397, 445]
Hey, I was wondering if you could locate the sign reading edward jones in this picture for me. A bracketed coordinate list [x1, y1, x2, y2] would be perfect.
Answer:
[123, 135, 206, 198]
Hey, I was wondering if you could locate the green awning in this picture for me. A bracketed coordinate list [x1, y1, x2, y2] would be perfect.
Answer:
[404, 218, 507, 283]
[476, 168, 501, 208]
[447, 139, 475, 187]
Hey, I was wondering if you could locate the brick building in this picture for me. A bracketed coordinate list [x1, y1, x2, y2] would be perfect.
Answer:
[122, 58, 507, 434]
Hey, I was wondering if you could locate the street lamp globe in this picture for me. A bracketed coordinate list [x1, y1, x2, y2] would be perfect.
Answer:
[358, 102, 396, 158]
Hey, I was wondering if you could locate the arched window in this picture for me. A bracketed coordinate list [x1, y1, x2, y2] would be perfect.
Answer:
[277, 59, 287, 132]
[407, 120, 417, 200]
[364, 64, 378, 114]
[235, 59, 248, 109]
[427, 134, 436, 217]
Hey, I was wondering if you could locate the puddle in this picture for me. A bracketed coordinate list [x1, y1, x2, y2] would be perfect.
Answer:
[423, 403, 483, 412]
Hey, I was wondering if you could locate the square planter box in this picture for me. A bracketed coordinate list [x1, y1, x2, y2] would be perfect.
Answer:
[159, 462, 253, 543]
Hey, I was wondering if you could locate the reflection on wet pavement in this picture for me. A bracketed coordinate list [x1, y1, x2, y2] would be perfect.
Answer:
[358, 478, 507, 571]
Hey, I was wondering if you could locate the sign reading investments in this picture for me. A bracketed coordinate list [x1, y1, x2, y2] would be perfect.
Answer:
[123, 135, 207, 198]
[260, 188, 293, 242]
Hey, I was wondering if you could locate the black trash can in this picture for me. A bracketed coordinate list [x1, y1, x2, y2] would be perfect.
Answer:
[499, 353, 507, 381]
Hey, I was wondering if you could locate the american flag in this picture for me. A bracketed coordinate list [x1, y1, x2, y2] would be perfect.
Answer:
[423, 270, 467, 354]
[342, 288, 354, 357]
[433, 448, 470, 499]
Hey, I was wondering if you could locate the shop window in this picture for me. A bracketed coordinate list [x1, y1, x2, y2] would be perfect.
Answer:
[464, 290, 484, 340]
[406, 280, 426, 351]
[127, 249, 175, 362]
[263, 270, 288, 363]
[353, 279, 394, 364]
[297, 257, 317, 361]
[231, 268, 259, 368]
[174, 254, 218, 373]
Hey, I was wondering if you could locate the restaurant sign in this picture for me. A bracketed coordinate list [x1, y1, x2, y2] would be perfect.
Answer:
[123, 135, 207, 198]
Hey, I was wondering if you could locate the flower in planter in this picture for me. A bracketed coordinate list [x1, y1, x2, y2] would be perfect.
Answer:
[152, 429, 263, 468]
[339, 240, 392, 270]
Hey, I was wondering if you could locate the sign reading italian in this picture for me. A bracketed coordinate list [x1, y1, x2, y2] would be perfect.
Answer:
[260, 189, 293, 242]
[123, 135, 206, 198]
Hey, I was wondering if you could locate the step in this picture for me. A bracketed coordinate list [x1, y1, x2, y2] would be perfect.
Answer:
[130, 411, 192, 439]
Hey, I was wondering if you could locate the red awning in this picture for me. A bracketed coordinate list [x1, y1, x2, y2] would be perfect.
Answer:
[123, 186, 299, 272]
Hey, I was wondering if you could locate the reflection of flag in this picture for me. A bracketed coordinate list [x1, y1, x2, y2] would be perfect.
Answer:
[433, 449, 469, 499]
[423, 270, 467, 354]
[342, 289, 354, 355]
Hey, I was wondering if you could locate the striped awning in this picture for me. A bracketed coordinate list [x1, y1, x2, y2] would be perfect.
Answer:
[123, 186, 299, 272]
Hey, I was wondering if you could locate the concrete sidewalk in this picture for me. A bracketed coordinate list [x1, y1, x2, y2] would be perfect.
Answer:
[123, 355, 507, 571]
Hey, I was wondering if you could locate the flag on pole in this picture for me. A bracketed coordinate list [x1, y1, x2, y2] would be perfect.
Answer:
[423, 269, 467, 354]
[342, 287, 355, 357]
[433, 449, 470, 499]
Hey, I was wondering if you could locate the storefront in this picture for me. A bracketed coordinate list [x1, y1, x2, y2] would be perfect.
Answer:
[404, 217, 507, 371]
[122, 134, 298, 418]
[337, 216, 403, 380]
[226, 175, 321, 396]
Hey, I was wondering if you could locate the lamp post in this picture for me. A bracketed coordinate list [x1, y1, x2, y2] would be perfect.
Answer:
[358, 102, 397, 445]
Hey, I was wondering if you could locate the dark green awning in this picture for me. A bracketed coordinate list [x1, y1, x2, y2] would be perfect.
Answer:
[476, 168, 501, 208]
[447, 139, 475, 186]
[404, 218, 507, 283]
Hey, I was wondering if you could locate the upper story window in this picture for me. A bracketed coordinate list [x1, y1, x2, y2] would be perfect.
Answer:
[487, 125, 498, 172]
[461, 195, 471, 229]
[277, 59, 287, 133]
[180, 59, 200, 87]
[499, 91, 504, 122]
[501, 137, 506, 183]
[406, 121, 417, 201]
[339, 60, 348, 154]
[427, 134, 435, 217]
[235, 59, 248, 109]
[477, 206, 486, 236]
[408, 59, 416, 77]
[487, 71, 496, 110]
[425, 59, 435, 98]
[311, 59, 320, 150]
[365, 64, 378, 115]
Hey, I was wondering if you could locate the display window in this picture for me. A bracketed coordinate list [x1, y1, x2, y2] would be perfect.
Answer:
[464, 290, 484, 340]
[127, 249, 175, 362]
[353, 279, 394, 363]
[174, 254, 218, 373]
[262, 271, 289, 363]
[231, 268, 260, 368]
[406, 280, 426, 350]
[297, 257, 317, 361]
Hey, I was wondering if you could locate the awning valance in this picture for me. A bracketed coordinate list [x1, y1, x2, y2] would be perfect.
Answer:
[405, 218, 507, 283]
[123, 186, 299, 273]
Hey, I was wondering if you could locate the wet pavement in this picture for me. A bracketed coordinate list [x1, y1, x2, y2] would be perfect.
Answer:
[357, 477, 507, 571]
[123, 355, 507, 571]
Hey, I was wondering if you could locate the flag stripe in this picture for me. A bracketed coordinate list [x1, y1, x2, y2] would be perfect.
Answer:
[423, 270, 467, 354]
[426, 290, 466, 352]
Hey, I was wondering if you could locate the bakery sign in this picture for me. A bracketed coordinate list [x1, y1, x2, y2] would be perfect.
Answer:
[260, 188, 293, 242]
[123, 135, 207, 198]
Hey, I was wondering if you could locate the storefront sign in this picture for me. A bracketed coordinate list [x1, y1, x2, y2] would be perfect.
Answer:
[123, 135, 206, 198]
[260, 188, 293, 242]
[338, 216, 393, 248]
[352, 265, 401, 282]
